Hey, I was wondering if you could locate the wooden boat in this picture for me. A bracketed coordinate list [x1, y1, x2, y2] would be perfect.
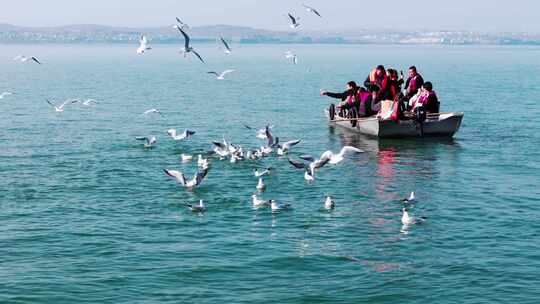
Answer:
[326, 108, 464, 138]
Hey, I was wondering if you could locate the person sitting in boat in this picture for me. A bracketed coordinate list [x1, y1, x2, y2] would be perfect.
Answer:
[386, 68, 404, 101]
[404, 66, 424, 101]
[320, 81, 362, 117]
[364, 65, 389, 102]
[412, 82, 439, 114]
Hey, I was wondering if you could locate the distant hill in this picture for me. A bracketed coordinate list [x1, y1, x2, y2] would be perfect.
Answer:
[0, 23, 539, 45]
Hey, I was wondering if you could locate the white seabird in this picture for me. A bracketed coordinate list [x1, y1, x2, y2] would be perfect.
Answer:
[207, 69, 235, 80]
[276, 139, 301, 156]
[319, 146, 364, 164]
[135, 136, 157, 148]
[324, 196, 335, 210]
[285, 51, 298, 65]
[185, 200, 205, 213]
[254, 167, 272, 178]
[163, 168, 209, 190]
[270, 200, 291, 212]
[252, 195, 269, 208]
[176, 27, 205, 63]
[401, 208, 426, 226]
[287, 13, 301, 29]
[167, 129, 195, 141]
[256, 178, 266, 192]
[219, 37, 232, 54]
[46, 98, 79, 112]
[401, 191, 416, 203]
[82, 99, 98, 106]
[287, 156, 330, 182]
[302, 4, 322, 17]
[142, 108, 164, 116]
[14, 55, 41, 64]
[137, 35, 152, 54]
[0, 92, 13, 99]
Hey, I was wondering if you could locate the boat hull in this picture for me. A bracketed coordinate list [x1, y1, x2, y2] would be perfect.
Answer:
[327, 112, 464, 138]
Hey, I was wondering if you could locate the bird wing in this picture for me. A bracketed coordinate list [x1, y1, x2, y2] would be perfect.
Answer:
[293, 56, 298, 65]
[243, 124, 252, 130]
[339, 146, 364, 157]
[192, 50, 205, 63]
[176, 17, 183, 24]
[288, 158, 307, 169]
[207, 71, 219, 76]
[220, 37, 231, 52]
[177, 27, 190, 49]
[45, 99, 56, 108]
[135, 136, 149, 142]
[212, 141, 226, 150]
[194, 168, 208, 186]
[186, 130, 196, 136]
[59, 99, 79, 109]
[288, 13, 296, 24]
[31, 57, 42, 64]
[164, 169, 186, 186]
[283, 139, 301, 149]
[313, 152, 331, 169]
[265, 125, 274, 147]
[299, 154, 315, 162]
[220, 69, 235, 77]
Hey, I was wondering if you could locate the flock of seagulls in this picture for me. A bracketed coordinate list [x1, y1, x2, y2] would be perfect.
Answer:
[6, 4, 428, 230]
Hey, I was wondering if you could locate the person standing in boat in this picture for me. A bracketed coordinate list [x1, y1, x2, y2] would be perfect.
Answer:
[404, 66, 424, 101]
[364, 65, 389, 101]
[386, 68, 404, 101]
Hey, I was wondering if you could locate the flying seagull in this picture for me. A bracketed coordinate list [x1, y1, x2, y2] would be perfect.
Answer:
[185, 200, 205, 213]
[14, 55, 41, 64]
[219, 37, 232, 54]
[167, 129, 195, 141]
[137, 35, 152, 54]
[285, 51, 298, 65]
[176, 27, 205, 63]
[302, 4, 322, 17]
[207, 69, 235, 80]
[276, 139, 301, 156]
[287, 13, 301, 29]
[288, 157, 329, 182]
[46, 98, 79, 112]
[0, 92, 13, 99]
[164, 168, 209, 190]
[174, 17, 190, 30]
[135, 136, 157, 148]
[319, 146, 364, 164]
[142, 108, 164, 116]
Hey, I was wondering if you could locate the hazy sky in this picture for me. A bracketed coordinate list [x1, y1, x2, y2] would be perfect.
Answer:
[1, 0, 538, 32]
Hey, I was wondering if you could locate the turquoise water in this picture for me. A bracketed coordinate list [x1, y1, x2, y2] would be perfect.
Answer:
[1, 44, 540, 303]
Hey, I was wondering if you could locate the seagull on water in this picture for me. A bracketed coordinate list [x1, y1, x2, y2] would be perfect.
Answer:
[14, 55, 41, 64]
[174, 17, 190, 30]
[167, 129, 195, 141]
[135, 136, 157, 148]
[184, 200, 205, 213]
[324, 196, 335, 210]
[137, 35, 152, 54]
[401, 191, 416, 203]
[254, 167, 272, 178]
[252, 195, 270, 208]
[164, 168, 209, 190]
[302, 4, 322, 17]
[207, 69, 235, 80]
[256, 178, 266, 192]
[219, 37, 232, 54]
[271, 200, 291, 212]
[0, 92, 13, 99]
[285, 51, 298, 65]
[46, 98, 79, 112]
[176, 27, 205, 63]
[180, 153, 193, 162]
[142, 108, 164, 116]
[401, 208, 426, 226]
[287, 13, 301, 29]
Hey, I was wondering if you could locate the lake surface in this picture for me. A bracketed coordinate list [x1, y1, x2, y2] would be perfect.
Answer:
[1, 44, 539, 303]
